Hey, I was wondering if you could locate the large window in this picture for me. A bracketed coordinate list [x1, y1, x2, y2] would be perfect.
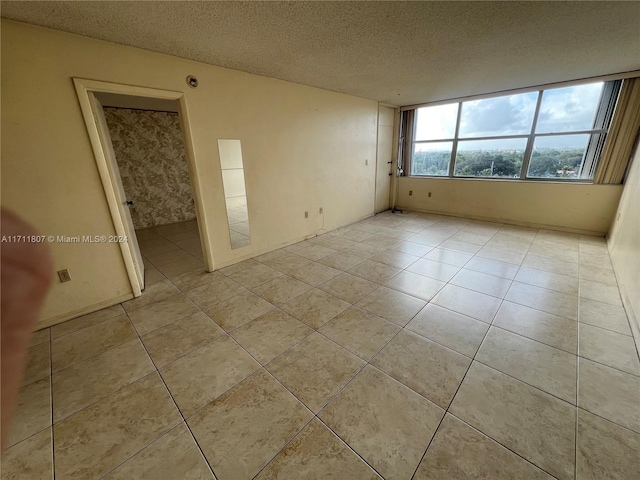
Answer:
[406, 80, 622, 181]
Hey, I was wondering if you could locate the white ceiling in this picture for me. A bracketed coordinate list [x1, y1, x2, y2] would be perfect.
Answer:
[2, 1, 639, 106]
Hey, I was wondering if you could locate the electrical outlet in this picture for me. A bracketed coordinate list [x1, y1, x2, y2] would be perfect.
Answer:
[409, 190, 413, 196]
[428, 191, 432, 197]
[58, 269, 71, 283]
[305, 211, 309, 218]
[319, 207, 323, 214]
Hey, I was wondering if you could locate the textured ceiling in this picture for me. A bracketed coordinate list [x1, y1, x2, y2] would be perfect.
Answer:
[2, 1, 639, 106]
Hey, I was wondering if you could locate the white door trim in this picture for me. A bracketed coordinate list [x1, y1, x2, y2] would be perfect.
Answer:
[90, 92, 146, 290]
[73, 78, 213, 296]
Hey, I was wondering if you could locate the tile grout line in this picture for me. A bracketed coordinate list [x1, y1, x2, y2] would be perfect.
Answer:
[50, 367, 155, 426]
[373, 239, 632, 341]
[50, 329, 159, 378]
[411, 227, 572, 479]
[248, 368, 379, 479]
[56, 229, 215, 477]
[139, 259, 371, 478]
[59, 302, 639, 461]
[36, 213, 623, 479]
[6, 335, 58, 458]
[109, 309, 220, 480]
[599, 241, 640, 363]
[458, 234, 580, 410]
[47, 308, 124, 342]
[248, 416, 319, 479]
[251, 218, 598, 476]
[140, 222, 205, 268]
[311, 419, 386, 480]
[144, 272, 314, 373]
[443, 411, 564, 479]
[517, 226, 578, 479]
[202, 217, 580, 477]
[182, 333, 314, 422]
[166, 261, 384, 478]
[409, 224, 557, 480]
[480, 321, 576, 355]
[408, 311, 497, 479]
[213, 217, 626, 477]
[470, 357, 577, 407]
[249, 303, 428, 480]
[49, 328, 57, 480]
[576, 319, 635, 338]
[273, 226, 449, 459]
[575, 247, 582, 480]
[406, 223, 518, 478]
[574, 406, 640, 435]
[96, 418, 199, 480]
[229, 231, 450, 478]
[296, 221, 486, 479]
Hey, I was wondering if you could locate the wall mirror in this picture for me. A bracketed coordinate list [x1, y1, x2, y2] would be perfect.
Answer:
[218, 139, 251, 249]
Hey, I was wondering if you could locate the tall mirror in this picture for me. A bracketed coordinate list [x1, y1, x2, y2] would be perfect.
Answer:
[218, 139, 251, 249]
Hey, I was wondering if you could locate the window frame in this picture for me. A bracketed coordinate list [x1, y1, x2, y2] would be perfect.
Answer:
[403, 80, 622, 182]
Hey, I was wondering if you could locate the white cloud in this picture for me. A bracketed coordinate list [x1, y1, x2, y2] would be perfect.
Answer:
[459, 92, 537, 137]
[535, 83, 603, 133]
[413, 81, 604, 149]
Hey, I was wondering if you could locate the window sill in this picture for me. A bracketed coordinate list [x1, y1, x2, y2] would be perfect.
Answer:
[405, 175, 594, 185]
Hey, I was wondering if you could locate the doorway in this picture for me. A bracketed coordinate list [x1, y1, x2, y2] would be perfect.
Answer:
[74, 79, 211, 297]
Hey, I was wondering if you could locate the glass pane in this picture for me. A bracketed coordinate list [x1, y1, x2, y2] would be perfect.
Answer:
[535, 83, 603, 133]
[412, 142, 452, 176]
[415, 103, 458, 141]
[459, 91, 538, 138]
[527, 134, 589, 179]
[454, 138, 527, 178]
[218, 139, 251, 249]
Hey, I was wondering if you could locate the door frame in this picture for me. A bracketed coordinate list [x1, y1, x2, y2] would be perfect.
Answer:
[73, 78, 212, 296]
[89, 92, 146, 291]
[374, 104, 396, 213]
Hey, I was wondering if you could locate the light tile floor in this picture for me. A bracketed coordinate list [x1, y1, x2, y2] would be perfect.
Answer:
[5, 212, 640, 479]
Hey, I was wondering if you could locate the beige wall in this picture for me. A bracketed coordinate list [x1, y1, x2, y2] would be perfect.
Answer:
[1, 20, 378, 326]
[397, 177, 623, 235]
[608, 142, 640, 339]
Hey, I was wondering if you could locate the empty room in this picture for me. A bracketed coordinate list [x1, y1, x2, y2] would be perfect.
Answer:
[1, 2, 639, 479]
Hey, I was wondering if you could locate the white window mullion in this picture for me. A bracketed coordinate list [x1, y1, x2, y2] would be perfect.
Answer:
[521, 91, 544, 179]
[449, 103, 462, 177]
[403, 78, 625, 181]
[581, 80, 623, 179]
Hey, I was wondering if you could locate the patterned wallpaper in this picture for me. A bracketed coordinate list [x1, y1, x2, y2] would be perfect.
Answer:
[103, 107, 196, 229]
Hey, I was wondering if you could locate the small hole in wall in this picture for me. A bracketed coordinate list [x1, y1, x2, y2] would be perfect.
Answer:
[186, 75, 198, 88]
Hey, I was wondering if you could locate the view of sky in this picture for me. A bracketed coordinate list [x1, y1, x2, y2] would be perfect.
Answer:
[536, 83, 603, 133]
[459, 91, 537, 137]
[415, 104, 458, 140]
[414, 81, 603, 150]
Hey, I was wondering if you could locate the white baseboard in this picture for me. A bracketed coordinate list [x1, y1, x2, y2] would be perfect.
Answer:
[396, 205, 607, 236]
[606, 237, 640, 356]
[212, 211, 376, 271]
[36, 292, 134, 330]
[616, 279, 640, 355]
[37, 211, 380, 327]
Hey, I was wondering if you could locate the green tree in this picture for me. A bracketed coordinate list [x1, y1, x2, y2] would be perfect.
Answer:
[412, 147, 585, 179]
